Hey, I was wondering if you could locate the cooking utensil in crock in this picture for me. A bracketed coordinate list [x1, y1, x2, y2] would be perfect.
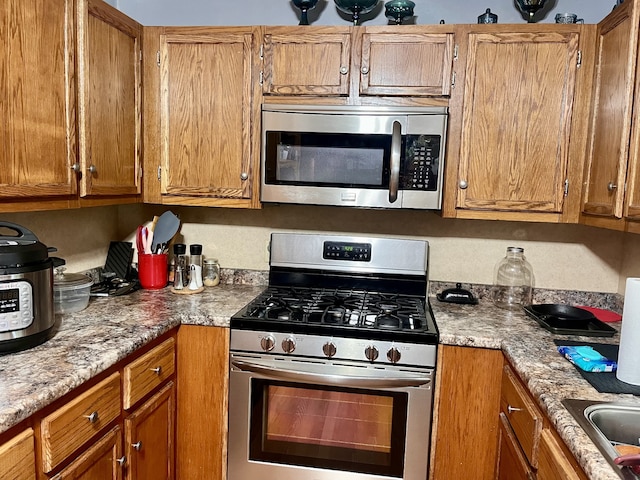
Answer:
[436, 283, 478, 305]
[151, 211, 180, 253]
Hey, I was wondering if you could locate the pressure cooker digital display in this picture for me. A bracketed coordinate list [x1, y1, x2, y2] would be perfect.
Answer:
[0, 281, 34, 333]
[0, 288, 19, 313]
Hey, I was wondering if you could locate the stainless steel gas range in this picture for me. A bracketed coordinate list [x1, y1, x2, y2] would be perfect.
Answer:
[227, 233, 439, 480]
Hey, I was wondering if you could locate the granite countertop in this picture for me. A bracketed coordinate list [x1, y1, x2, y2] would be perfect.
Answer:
[1, 284, 637, 480]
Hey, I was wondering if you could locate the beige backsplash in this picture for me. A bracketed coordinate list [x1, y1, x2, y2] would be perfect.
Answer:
[2, 203, 637, 295]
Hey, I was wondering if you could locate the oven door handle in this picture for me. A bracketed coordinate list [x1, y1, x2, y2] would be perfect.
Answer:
[388, 120, 402, 204]
[231, 359, 432, 388]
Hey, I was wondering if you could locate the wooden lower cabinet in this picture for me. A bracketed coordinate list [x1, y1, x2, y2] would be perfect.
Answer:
[537, 428, 588, 480]
[497, 413, 535, 480]
[124, 382, 175, 480]
[0, 428, 36, 480]
[429, 345, 503, 480]
[176, 325, 229, 480]
[51, 426, 123, 480]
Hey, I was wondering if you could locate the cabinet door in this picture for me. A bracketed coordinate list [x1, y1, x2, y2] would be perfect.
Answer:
[359, 29, 454, 96]
[159, 30, 257, 204]
[456, 30, 580, 214]
[262, 27, 351, 96]
[537, 428, 588, 480]
[0, 0, 77, 199]
[0, 428, 36, 480]
[77, 0, 142, 197]
[124, 382, 175, 480]
[583, 1, 639, 220]
[497, 413, 535, 480]
[52, 426, 123, 480]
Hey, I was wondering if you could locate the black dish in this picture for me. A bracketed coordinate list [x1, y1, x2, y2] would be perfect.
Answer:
[524, 304, 617, 337]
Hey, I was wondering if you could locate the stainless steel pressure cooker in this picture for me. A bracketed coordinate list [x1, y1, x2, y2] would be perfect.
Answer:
[0, 221, 64, 354]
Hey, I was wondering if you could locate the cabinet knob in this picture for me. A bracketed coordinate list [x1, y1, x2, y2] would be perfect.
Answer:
[507, 405, 523, 414]
[150, 366, 162, 375]
[88, 164, 97, 174]
[361, 66, 369, 75]
[85, 411, 99, 423]
[70, 163, 81, 173]
[117, 456, 127, 466]
[340, 66, 349, 75]
[607, 182, 618, 192]
[459, 180, 468, 189]
[132, 441, 143, 451]
[240, 172, 248, 181]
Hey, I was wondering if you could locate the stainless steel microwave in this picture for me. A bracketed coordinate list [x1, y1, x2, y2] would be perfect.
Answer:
[261, 104, 448, 210]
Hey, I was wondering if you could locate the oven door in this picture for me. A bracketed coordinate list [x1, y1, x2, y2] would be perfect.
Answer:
[227, 353, 435, 480]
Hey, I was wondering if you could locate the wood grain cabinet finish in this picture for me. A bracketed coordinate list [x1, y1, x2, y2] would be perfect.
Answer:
[123, 337, 175, 410]
[0, 428, 36, 480]
[51, 426, 123, 480]
[143, 27, 262, 208]
[497, 413, 535, 480]
[76, 0, 143, 199]
[40, 373, 121, 473]
[0, 0, 77, 204]
[443, 25, 593, 223]
[537, 428, 588, 480]
[124, 382, 175, 480]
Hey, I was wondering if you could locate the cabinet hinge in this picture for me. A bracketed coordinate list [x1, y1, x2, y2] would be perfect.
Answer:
[157, 166, 162, 181]
[453, 44, 459, 62]
[577, 50, 582, 69]
[139, 50, 142, 62]
[139, 166, 143, 179]
[156, 50, 161, 67]
[259, 71, 264, 86]
[259, 44, 264, 60]
[564, 178, 569, 196]
[451, 71, 456, 89]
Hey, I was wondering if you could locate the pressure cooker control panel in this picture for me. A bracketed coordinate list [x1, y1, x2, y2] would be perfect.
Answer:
[0, 281, 34, 333]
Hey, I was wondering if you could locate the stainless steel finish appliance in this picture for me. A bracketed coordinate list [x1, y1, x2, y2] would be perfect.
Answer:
[261, 104, 448, 210]
[0, 222, 63, 354]
[228, 233, 438, 480]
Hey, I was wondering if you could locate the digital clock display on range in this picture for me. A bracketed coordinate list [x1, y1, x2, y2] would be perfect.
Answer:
[0, 288, 19, 314]
[323, 241, 372, 262]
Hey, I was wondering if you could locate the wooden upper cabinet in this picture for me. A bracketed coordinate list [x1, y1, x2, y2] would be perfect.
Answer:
[150, 28, 261, 208]
[262, 27, 351, 96]
[0, 0, 77, 200]
[77, 0, 142, 197]
[443, 26, 592, 222]
[359, 28, 454, 97]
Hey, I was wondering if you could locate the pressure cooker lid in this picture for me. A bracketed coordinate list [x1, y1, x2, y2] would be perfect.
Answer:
[0, 221, 55, 267]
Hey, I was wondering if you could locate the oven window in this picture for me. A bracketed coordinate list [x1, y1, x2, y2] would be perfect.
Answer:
[264, 132, 392, 188]
[249, 379, 408, 477]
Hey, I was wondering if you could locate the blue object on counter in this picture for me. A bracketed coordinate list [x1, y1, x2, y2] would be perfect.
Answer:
[557, 345, 618, 372]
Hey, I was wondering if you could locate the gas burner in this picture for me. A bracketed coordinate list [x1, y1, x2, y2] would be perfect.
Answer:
[376, 314, 402, 330]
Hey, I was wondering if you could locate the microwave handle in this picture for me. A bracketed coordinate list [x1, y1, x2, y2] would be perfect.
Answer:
[389, 120, 402, 203]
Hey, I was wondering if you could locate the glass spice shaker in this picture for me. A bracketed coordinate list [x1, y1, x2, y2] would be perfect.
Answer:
[491, 247, 534, 310]
[203, 258, 220, 287]
[189, 244, 203, 288]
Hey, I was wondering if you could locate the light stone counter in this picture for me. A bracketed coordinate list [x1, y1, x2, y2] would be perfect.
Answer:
[0, 283, 636, 480]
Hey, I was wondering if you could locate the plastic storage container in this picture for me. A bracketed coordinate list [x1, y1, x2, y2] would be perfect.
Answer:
[53, 268, 93, 314]
[491, 247, 534, 310]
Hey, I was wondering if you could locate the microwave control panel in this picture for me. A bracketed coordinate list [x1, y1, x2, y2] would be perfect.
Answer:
[401, 135, 441, 191]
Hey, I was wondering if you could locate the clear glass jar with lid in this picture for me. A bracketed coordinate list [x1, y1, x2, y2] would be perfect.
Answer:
[491, 247, 534, 310]
[203, 258, 220, 287]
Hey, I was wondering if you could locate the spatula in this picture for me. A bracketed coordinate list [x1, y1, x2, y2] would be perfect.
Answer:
[151, 211, 180, 253]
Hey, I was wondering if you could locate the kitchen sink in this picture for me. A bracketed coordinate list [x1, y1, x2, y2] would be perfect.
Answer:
[563, 399, 640, 479]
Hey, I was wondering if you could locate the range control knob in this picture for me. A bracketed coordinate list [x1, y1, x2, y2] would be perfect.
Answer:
[387, 347, 401, 364]
[260, 335, 275, 352]
[323, 342, 337, 358]
[282, 337, 296, 354]
[364, 345, 379, 362]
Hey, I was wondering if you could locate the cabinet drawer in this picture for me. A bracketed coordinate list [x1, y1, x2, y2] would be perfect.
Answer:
[0, 428, 36, 480]
[500, 365, 543, 468]
[123, 337, 175, 409]
[41, 373, 121, 472]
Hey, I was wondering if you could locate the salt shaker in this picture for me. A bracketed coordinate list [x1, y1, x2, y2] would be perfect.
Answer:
[203, 259, 220, 287]
[491, 247, 534, 310]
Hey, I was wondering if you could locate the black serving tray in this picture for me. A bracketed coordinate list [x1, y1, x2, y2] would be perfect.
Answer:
[523, 304, 617, 337]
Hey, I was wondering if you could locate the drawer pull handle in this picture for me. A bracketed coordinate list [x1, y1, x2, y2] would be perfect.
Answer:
[132, 441, 143, 451]
[507, 405, 523, 414]
[117, 456, 127, 466]
[150, 366, 162, 374]
[85, 411, 99, 423]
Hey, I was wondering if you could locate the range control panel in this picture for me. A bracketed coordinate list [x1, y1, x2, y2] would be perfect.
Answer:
[0, 281, 34, 333]
[323, 241, 372, 262]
